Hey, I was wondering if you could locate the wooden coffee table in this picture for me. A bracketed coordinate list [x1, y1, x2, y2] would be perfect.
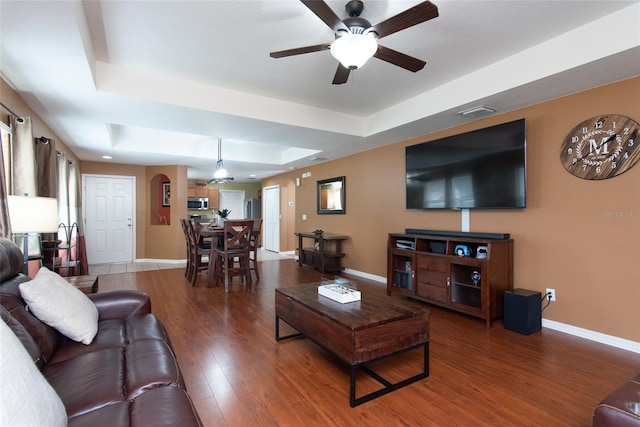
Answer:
[275, 282, 429, 407]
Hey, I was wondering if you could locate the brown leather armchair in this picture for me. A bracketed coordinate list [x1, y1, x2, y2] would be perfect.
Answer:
[592, 373, 640, 426]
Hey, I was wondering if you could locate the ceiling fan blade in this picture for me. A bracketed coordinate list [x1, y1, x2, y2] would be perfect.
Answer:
[332, 64, 351, 85]
[300, 0, 349, 33]
[371, 1, 439, 39]
[270, 43, 331, 58]
[374, 45, 426, 72]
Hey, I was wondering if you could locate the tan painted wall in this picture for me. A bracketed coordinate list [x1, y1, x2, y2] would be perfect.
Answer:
[145, 165, 188, 260]
[264, 76, 640, 342]
[1, 79, 79, 170]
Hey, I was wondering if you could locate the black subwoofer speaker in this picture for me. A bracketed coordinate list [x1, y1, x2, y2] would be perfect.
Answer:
[504, 289, 542, 335]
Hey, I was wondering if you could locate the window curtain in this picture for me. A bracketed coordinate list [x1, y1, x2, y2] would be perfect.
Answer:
[10, 116, 36, 197]
[55, 152, 88, 275]
[69, 160, 88, 274]
[0, 123, 11, 237]
[35, 137, 56, 198]
[35, 137, 57, 245]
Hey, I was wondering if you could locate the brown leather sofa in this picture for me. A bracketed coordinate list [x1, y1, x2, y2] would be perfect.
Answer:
[592, 373, 640, 426]
[0, 238, 202, 426]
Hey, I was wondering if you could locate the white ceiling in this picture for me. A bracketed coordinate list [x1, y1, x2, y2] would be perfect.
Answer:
[1, 0, 639, 182]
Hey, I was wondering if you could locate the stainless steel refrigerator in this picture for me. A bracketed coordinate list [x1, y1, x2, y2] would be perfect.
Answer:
[245, 198, 261, 219]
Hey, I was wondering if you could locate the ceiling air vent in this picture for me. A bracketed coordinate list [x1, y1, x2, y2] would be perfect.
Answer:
[458, 105, 497, 117]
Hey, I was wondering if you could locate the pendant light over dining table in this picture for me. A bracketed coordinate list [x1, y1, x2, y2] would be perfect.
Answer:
[209, 138, 234, 184]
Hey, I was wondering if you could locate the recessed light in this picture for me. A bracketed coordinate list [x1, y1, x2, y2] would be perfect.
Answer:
[102, 155, 112, 159]
[250, 174, 256, 177]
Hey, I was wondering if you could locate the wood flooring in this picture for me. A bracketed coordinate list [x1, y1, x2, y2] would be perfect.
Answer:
[97, 258, 639, 426]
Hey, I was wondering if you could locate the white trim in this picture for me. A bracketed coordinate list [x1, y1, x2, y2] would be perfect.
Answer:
[134, 258, 187, 264]
[343, 268, 386, 284]
[344, 267, 640, 354]
[542, 319, 640, 354]
[461, 208, 470, 232]
[0, 120, 11, 133]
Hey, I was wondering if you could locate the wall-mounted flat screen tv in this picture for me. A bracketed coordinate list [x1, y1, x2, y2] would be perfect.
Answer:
[406, 118, 526, 210]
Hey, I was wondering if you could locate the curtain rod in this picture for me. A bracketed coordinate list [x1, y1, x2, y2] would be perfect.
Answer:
[0, 100, 21, 118]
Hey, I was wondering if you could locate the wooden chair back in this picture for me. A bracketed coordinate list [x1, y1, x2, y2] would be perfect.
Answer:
[221, 220, 253, 253]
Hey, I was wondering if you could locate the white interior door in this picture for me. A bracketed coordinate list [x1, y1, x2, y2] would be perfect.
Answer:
[83, 175, 134, 264]
[219, 190, 245, 219]
[263, 185, 280, 252]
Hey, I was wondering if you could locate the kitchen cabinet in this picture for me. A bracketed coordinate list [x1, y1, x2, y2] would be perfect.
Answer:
[208, 188, 220, 210]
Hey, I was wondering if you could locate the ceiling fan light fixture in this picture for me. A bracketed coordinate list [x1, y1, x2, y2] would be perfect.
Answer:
[330, 32, 377, 70]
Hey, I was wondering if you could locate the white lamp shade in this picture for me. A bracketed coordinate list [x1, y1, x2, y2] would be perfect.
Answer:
[214, 160, 228, 179]
[330, 33, 378, 69]
[7, 196, 59, 233]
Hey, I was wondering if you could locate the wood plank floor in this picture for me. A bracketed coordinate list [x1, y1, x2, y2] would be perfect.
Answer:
[97, 259, 639, 426]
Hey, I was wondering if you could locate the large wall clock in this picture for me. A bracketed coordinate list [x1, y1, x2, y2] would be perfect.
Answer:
[560, 114, 640, 180]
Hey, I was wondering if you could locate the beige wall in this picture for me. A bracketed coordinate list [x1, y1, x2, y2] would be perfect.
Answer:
[1, 79, 79, 169]
[264, 76, 640, 342]
[145, 165, 187, 260]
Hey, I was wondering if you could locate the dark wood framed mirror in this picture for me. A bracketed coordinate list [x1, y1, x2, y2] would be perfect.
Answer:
[317, 176, 345, 214]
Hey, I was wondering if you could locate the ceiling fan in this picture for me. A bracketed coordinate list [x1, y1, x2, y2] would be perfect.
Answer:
[270, 0, 439, 84]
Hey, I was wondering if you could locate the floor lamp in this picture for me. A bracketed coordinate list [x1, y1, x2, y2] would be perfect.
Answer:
[7, 195, 59, 274]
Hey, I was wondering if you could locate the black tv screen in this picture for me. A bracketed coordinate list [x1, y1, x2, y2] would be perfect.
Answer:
[406, 119, 526, 209]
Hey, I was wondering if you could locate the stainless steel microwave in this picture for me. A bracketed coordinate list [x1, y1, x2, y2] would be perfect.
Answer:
[187, 197, 209, 210]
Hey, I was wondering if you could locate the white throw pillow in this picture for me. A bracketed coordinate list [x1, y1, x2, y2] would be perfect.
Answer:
[19, 267, 98, 345]
[0, 318, 67, 426]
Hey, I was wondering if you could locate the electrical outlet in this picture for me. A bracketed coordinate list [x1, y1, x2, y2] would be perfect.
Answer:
[545, 288, 556, 302]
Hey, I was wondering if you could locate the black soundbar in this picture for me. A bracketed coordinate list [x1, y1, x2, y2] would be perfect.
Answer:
[405, 229, 510, 240]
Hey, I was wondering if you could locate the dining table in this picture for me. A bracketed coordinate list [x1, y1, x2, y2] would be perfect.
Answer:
[196, 224, 224, 287]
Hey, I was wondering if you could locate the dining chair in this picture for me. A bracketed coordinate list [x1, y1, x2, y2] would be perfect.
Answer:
[186, 219, 209, 286]
[180, 219, 192, 280]
[249, 219, 263, 280]
[212, 219, 253, 292]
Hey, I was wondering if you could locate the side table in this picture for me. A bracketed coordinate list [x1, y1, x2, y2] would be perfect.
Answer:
[66, 275, 99, 294]
[295, 232, 347, 273]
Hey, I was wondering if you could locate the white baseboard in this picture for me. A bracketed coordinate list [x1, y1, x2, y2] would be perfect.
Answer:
[134, 258, 186, 264]
[343, 268, 386, 284]
[343, 267, 640, 355]
[542, 319, 640, 354]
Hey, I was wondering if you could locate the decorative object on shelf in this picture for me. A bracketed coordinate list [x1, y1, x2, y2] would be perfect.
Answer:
[560, 114, 640, 180]
[471, 271, 481, 286]
[318, 279, 361, 304]
[317, 176, 345, 214]
[162, 182, 170, 206]
[476, 246, 488, 259]
[313, 229, 323, 250]
[454, 244, 470, 257]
